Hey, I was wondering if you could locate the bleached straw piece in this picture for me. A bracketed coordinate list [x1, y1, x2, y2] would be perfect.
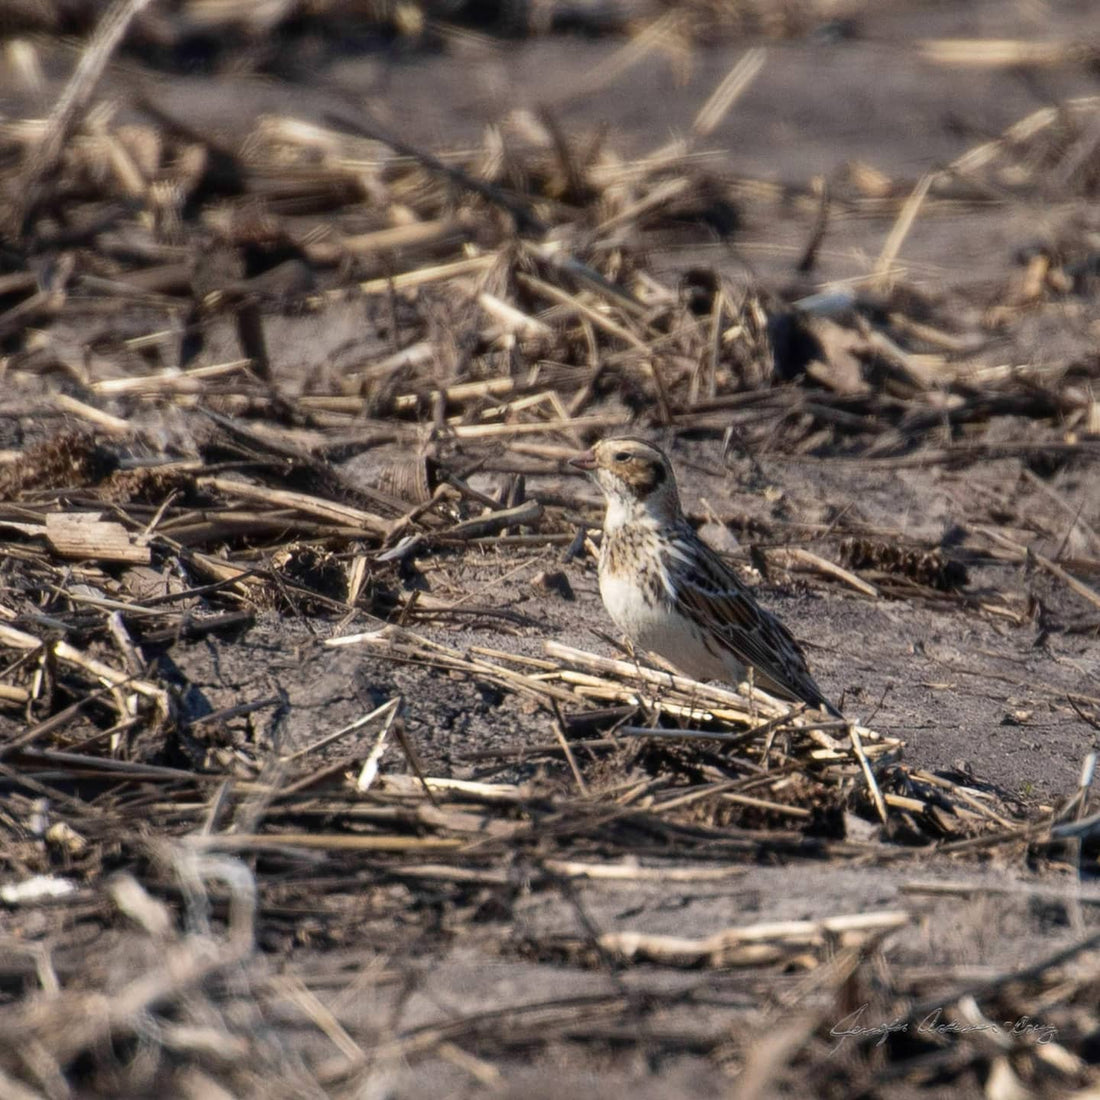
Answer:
[91, 359, 251, 396]
[771, 547, 880, 598]
[599, 910, 909, 967]
[478, 292, 553, 339]
[919, 39, 1088, 69]
[53, 393, 133, 435]
[873, 171, 935, 287]
[357, 255, 495, 294]
[0, 623, 166, 706]
[543, 860, 746, 881]
[692, 47, 767, 138]
[197, 477, 390, 537]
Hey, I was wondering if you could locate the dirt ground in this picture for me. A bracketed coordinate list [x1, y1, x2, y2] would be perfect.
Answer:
[3, 1, 1100, 1096]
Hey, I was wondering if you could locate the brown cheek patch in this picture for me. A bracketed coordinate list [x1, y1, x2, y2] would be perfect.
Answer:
[622, 459, 666, 497]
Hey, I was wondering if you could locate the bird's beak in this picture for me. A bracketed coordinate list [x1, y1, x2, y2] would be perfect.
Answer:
[569, 449, 597, 471]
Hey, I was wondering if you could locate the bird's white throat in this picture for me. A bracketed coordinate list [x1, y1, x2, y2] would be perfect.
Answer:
[600, 488, 659, 533]
[601, 491, 634, 532]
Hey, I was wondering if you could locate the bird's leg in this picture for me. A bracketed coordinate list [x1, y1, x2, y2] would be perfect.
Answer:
[623, 636, 659, 714]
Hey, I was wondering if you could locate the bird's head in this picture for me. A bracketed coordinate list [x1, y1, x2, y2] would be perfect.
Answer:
[570, 437, 682, 527]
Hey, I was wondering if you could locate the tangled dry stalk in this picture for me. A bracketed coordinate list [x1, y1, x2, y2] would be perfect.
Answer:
[3, 1, 1100, 1096]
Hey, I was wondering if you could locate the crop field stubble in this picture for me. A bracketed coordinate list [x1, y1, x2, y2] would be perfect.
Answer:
[2, 0, 1100, 1096]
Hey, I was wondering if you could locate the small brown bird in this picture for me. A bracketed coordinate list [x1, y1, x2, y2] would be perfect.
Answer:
[571, 436, 841, 717]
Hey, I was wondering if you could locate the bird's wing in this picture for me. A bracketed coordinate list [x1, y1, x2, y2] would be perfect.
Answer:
[663, 533, 840, 716]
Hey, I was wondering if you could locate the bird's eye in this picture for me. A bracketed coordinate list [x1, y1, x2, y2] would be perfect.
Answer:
[613, 451, 632, 463]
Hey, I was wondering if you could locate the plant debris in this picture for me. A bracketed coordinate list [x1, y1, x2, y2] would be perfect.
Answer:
[2, 1, 1100, 1096]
